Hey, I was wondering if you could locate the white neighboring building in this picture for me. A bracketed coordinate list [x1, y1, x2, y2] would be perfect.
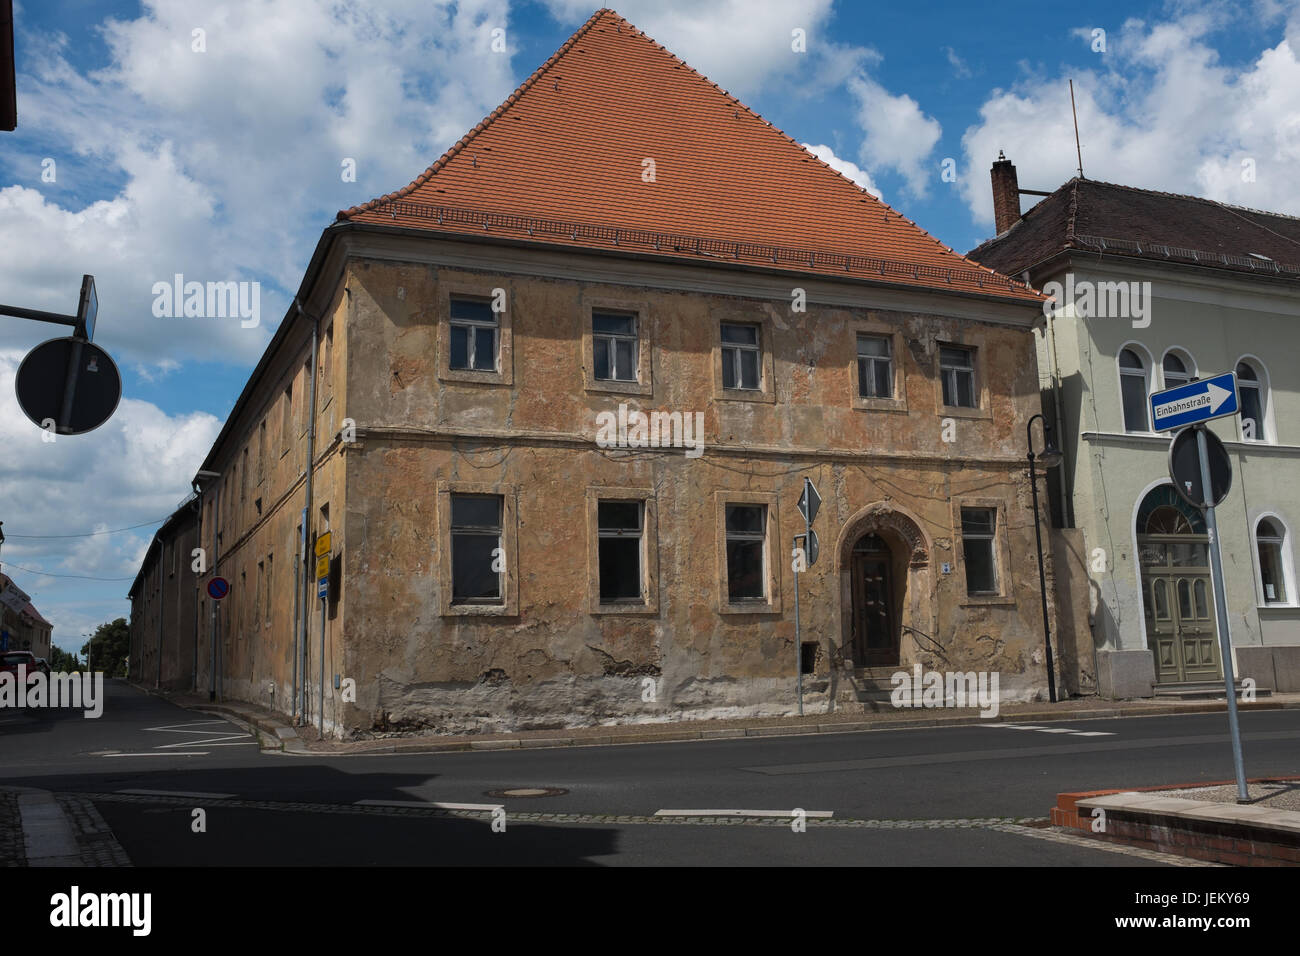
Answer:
[969, 157, 1300, 698]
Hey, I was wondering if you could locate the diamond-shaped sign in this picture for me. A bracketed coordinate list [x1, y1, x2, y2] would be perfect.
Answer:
[797, 478, 821, 525]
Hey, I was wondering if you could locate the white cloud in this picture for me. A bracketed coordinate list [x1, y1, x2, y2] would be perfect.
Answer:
[0, 349, 220, 651]
[1, 0, 517, 368]
[540, 0, 852, 99]
[960, 10, 1300, 228]
[945, 46, 972, 79]
[848, 76, 943, 197]
[801, 143, 883, 198]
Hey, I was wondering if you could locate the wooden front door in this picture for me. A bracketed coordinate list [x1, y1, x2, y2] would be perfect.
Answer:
[851, 535, 898, 666]
[1140, 538, 1222, 683]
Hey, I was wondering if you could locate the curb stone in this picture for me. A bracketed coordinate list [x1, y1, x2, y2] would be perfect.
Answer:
[135, 682, 1300, 757]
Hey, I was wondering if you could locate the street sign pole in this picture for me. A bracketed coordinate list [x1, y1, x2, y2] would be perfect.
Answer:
[1196, 425, 1249, 803]
[793, 534, 803, 717]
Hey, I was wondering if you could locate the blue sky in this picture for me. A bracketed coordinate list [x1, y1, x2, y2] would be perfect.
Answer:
[1, 0, 1298, 653]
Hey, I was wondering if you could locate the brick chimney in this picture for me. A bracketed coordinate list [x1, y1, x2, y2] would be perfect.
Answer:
[991, 151, 1020, 234]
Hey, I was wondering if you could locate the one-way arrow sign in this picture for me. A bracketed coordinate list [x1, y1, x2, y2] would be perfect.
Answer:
[1149, 371, 1239, 432]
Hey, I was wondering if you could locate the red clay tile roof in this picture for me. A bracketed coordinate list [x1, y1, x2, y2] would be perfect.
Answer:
[968, 177, 1300, 280]
[339, 8, 1039, 304]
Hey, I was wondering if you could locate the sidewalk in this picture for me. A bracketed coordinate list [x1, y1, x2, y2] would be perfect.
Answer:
[137, 684, 1300, 756]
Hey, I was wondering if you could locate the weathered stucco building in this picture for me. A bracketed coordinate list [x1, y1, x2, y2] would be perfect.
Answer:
[132, 9, 1064, 738]
[969, 155, 1300, 698]
[127, 498, 200, 689]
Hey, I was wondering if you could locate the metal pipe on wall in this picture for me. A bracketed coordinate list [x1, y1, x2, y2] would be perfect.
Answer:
[294, 299, 319, 728]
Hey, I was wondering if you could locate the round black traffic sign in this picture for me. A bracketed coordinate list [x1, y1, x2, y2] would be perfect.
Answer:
[15, 336, 121, 435]
[1168, 426, 1232, 509]
[207, 577, 230, 601]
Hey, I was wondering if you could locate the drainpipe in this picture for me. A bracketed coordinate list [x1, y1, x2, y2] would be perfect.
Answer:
[294, 298, 319, 727]
[156, 547, 163, 687]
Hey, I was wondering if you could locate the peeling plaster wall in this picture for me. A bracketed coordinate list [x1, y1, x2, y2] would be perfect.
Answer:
[330, 256, 1054, 737]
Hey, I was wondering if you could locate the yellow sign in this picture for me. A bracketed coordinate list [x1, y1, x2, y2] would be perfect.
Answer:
[315, 531, 331, 557]
[315, 554, 331, 579]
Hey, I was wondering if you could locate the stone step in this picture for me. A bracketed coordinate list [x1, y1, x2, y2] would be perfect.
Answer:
[1152, 680, 1272, 700]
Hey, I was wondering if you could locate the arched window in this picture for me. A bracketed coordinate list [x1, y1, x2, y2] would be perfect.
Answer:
[1163, 351, 1192, 389]
[1236, 360, 1267, 442]
[1256, 517, 1289, 604]
[1119, 348, 1150, 432]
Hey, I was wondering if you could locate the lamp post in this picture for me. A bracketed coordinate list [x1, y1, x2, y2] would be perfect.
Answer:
[1027, 413, 1064, 703]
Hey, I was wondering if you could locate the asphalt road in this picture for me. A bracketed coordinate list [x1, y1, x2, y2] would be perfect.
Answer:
[2, 680, 1296, 865]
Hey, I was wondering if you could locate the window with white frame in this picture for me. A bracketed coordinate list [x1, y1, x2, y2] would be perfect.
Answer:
[449, 297, 498, 372]
[1256, 517, 1288, 605]
[857, 334, 893, 399]
[597, 501, 643, 602]
[961, 507, 998, 595]
[1237, 361, 1266, 442]
[939, 345, 976, 408]
[721, 323, 761, 390]
[1119, 348, 1150, 432]
[593, 311, 638, 383]
[450, 494, 503, 604]
[725, 504, 767, 601]
[1163, 351, 1192, 390]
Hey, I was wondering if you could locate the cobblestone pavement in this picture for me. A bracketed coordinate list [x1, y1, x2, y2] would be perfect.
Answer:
[55, 794, 132, 867]
[0, 791, 27, 866]
[77, 791, 1198, 865]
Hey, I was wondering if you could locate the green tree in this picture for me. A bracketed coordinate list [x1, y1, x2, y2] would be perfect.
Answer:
[80, 618, 129, 677]
[48, 646, 79, 671]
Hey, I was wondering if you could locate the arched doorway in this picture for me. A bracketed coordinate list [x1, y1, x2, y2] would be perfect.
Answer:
[1136, 485, 1222, 683]
[837, 504, 930, 669]
[850, 533, 898, 666]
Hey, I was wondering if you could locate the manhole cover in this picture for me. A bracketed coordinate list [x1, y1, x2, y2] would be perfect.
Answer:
[483, 787, 568, 798]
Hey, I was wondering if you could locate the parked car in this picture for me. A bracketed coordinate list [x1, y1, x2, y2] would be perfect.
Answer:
[0, 650, 41, 683]
[33, 657, 51, 677]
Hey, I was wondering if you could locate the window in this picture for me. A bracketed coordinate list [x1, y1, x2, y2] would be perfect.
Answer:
[593, 312, 638, 382]
[449, 297, 497, 372]
[322, 323, 334, 397]
[1257, 518, 1288, 604]
[961, 507, 998, 594]
[597, 501, 643, 602]
[939, 345, 976, 408]
[725, 504, 767, 601]
[1163, 352, 1191, 390]
[255, 560, 264, 629]
[1119, 348, 1149, 432]
[266, 553, 273, 625]
[281, 383, 293, 453]
[857, 334, 893, 399]
[450, 494, 503, 604]
[721, 323, 761, 390]
[240, 447, 248, 502]
[257, 421, 266, 482]
[1237, 361, 1265, 442]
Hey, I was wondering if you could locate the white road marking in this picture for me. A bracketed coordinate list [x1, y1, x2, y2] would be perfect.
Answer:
[994, 724, 1115, 737]
[103, 752, 209, 757]
[654, 808, 834, 818]
[355, 799, 505, 811]
[118, 789, 236, 799]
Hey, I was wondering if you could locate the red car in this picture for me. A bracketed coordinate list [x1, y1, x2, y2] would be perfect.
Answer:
[0, 651, 42, 683]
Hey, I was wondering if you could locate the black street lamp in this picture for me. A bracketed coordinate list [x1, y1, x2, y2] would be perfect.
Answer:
[1027, 413, 1063, 703]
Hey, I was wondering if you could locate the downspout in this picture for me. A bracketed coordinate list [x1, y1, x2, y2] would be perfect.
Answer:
[294, 297, 319, 726]
[156, 545, 163, 687]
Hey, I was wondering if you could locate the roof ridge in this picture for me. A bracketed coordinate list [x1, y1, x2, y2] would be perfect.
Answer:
[338, 8, 613, 220]
[1079, 177, 1300, 226]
